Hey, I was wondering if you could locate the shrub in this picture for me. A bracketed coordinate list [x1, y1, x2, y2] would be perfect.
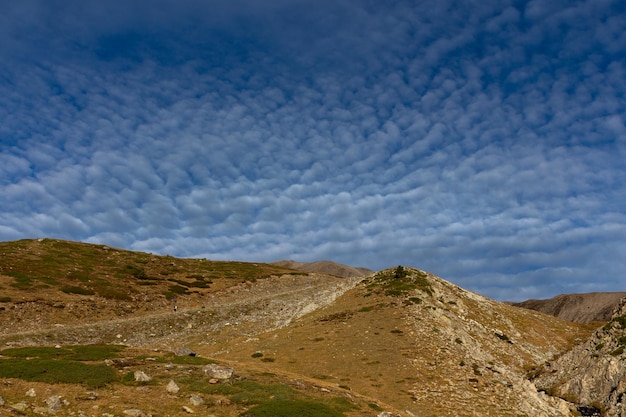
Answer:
[61, 285, 96, 295]
[165, 284, 189, 299]
[97, 286, 133, 300]
[394, 265, 407, 279]
[368, 402, 384, 411]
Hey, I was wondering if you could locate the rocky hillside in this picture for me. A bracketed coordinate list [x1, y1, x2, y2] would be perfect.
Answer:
[0, 239, 604, 417]
[534, 298, 626, 417]
[511, 292, 626, 323]
[208, 266, 597, 417]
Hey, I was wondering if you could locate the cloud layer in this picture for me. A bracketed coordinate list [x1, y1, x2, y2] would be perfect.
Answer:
[1, 0, 625, 300]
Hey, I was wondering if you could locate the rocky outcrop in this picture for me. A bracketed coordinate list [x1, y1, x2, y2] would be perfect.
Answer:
[534, 298, 626, 417]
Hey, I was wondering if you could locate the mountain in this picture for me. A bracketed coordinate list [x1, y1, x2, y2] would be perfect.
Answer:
[272, 259, 373, 277]
[511, 292, 626, 323]
[0, 239, 604, 416]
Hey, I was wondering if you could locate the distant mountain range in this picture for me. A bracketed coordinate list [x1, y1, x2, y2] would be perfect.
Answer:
[510, 292, 626, 323]
[271, 259, 373, 278]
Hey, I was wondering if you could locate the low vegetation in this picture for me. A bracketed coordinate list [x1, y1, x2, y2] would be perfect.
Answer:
[0, 238, 304, 302]
[0, 345, 123, 387]
[364, 265, 433, 297]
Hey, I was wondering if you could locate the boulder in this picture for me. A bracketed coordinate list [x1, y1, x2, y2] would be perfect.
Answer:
[166, 380, 180, 394]
[45, 395, 63, 411]
[10, 402, 28, 412]
[134, 370, 152, 382]
[189, 394, 204, 406]
[203, 364, 234, 380]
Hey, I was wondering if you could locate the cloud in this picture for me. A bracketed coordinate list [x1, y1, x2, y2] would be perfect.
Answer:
[0, 0, 624, 301]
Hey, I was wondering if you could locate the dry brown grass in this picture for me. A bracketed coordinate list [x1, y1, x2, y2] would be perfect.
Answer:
[0, 241, 598, 416]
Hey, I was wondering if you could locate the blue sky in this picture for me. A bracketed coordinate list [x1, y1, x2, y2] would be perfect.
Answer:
[1, 0, 625, 301]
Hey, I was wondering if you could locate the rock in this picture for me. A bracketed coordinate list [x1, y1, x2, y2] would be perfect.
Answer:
[189, 394, 204, 406]
[175, 346, 196, 356]
[166, 380, 180, 394]
[182, 405, 195, 413]
[45, 395, 63, 411]
[10, 402, 29, 412]
[134, 370, 152, 382]
[26, 388, 36, 397]
[0, 395, 4, 406]
[203, 364, 234, 379]
[123, 409, 146, 416]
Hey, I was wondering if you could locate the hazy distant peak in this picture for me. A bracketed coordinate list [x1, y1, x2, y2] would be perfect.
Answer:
[272, 260, 373, 278]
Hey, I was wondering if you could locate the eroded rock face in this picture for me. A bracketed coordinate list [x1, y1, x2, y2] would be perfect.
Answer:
[534, 298, 626, 417]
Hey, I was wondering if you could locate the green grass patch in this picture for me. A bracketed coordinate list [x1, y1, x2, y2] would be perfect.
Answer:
[165, 284, 189, 299]
[368, 402, 384, 411]
[0, 344, 125, 387]
[154, 353, 214, 365]
[0, 358, 117, 387]
[97, 286, 133, 300]
[1, 344, 125, 361]
[241, 400, 346, 417]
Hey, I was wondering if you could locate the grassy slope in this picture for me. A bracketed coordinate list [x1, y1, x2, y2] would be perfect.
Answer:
[0, 240, 598, 416]
[0, 238, 302, 301]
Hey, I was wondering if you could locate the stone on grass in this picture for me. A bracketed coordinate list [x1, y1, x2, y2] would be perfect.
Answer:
[189, 394, 204, 406]
[123, 409, 146, 416]
[45, 395, 63, 411]
[134, 370, 152, 382]
[203, 364, 234, 379]
[166, 380, 180, 394]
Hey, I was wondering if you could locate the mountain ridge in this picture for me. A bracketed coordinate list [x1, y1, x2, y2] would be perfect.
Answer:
[510, 292, 626, 323]
[0, 239, 610, 416]
[271, 259, 373, 278]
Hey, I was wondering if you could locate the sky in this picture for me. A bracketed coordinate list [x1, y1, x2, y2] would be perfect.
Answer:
[1, 0, 625, 301]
